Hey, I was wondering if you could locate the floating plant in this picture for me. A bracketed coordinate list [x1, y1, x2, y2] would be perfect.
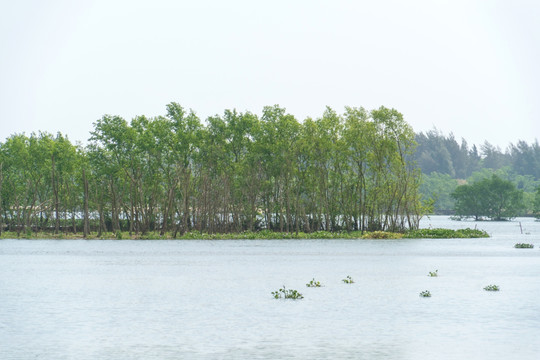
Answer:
[272, 286, 304, 299]
[306, 278, 322, 287]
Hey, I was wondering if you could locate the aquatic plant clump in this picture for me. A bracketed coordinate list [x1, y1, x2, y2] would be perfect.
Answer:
[404, 228, 489, 239]
[419, 290, 431, 297]
[342, 276, 354, 284]
[272, 286, 304, 299]
[483, 285, 500, 291]
[428, 270, 438, 277]
[306, 278, 322, 287]
[514, 243, 534, 248]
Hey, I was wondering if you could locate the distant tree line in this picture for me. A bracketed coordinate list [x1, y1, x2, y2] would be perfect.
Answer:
[415, 129, 540, 216]
[0, 104, 425, 237]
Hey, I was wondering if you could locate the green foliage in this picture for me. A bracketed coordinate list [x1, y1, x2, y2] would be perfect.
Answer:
[483, 284, 500, 291]
[361, 231, 403, 239]
[514, 243, 534, 248]
[403, 228, 489, 239]
[428, 270, 438, 277]
[272, 286, 304, 299]
[534, 187, 540, 219]
[306, 278, 322, 287]
[419, 290, 432, 297]
[451, 175, 525, 220]
[342, 276, 354, 284]
[419, 172, 458, 213]
[0, 103, 426, 237]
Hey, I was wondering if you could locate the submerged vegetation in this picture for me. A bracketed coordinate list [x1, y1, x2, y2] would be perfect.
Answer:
[0, 103, 427, 238]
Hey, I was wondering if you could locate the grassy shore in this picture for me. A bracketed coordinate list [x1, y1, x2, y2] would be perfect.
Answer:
[0, 228, 489, 240]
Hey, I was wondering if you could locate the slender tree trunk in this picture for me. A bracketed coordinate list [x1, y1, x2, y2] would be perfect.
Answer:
[83, 169, 89, 238]
[0, 162, 3, 236]
[51, 154, 60, 234]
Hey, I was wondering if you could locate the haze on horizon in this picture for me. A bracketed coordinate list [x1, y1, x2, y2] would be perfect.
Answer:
[1, 0, 539, 149]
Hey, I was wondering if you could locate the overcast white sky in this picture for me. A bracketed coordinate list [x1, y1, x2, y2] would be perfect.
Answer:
[1, 0, 539, 149]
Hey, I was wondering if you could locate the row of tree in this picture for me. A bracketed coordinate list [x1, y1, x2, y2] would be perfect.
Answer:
[0, 104, 425, 236]
[414, 129, 540, 179]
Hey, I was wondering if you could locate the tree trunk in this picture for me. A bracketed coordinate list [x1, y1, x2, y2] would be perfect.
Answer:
[83, 169, 89, 238]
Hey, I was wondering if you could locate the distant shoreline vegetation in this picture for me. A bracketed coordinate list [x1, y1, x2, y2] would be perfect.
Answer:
[0, 228, 489, 240]
[0, 103, 427, 238]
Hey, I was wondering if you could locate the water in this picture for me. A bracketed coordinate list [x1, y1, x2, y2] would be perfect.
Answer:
[1, 216, 539, 359]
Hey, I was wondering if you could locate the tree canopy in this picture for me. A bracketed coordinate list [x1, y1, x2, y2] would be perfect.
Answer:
[451, 175, 525, 221]
[0, 103, 425, 237]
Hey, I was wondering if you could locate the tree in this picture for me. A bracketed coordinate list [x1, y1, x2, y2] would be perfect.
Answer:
[534, 187, 540, 219]
[451, 175, 524, 220]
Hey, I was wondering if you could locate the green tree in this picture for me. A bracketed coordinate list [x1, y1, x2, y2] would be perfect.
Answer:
[452, 175, 525, 220]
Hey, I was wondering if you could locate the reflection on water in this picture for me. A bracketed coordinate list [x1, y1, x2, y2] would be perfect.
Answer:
[0, 216, 539, 359]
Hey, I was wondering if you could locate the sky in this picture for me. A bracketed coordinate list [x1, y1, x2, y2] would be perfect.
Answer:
[1, 0, 539, 150]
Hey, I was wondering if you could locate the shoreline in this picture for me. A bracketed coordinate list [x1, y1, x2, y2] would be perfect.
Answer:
[0, 228, 489, 240]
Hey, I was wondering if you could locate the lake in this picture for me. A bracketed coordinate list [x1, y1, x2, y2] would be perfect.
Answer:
[1, 216, 539, 359]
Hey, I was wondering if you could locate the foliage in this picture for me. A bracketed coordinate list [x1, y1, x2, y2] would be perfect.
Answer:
[451, 175, 525, 220]
[403, 228, 489, 239]
[419, 290, 431, 297]
[0, 104, 425, 237]
[420, 172, 458, 213]
[428, 270, 438, 277]
[534, 187, 540, 219]
[514, 243, 534, 249]
[414, 130, 540, 216]
[483, 285, 500, 291]
[272, 286, 304, 299]
[306, 278, 322, 287]
[361, 231, 403, 239]
[342, 275, 354, 284]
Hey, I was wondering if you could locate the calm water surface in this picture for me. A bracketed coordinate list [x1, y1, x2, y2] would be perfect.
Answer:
[1, 216, 539, 359]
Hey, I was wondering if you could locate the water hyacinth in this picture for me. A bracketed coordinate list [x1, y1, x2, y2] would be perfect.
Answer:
[514, 243, 534, 248]
[272, 286, 304, 299]
[306, 278, 322, 287]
